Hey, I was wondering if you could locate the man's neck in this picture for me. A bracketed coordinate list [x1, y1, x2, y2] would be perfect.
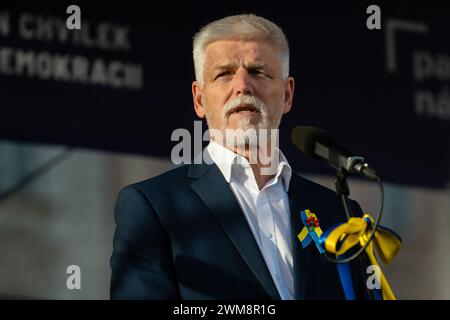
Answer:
[250, 163, 275, 190]
[218, 140, 279, 190]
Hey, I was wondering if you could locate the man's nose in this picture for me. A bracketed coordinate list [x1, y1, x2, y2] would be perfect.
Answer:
[233, 69, 253, 96]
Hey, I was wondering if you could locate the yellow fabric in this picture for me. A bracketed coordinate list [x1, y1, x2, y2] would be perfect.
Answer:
[324, 214, 401, 300]
[298, 226, 310, 242]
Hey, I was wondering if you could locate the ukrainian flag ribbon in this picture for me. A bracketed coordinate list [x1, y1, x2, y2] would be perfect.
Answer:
[322, 214, 401, 300]
[297, 210, 326, 254]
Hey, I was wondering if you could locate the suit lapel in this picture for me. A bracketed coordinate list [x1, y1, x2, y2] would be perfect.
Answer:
[288, 172, 313, 300]
[189, 164, 281, 300]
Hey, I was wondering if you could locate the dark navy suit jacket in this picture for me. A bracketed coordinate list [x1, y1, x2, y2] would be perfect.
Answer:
[110, 163, 367, 299]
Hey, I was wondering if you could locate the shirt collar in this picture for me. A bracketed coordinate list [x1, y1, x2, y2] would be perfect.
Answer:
[206, 140, 292, 191]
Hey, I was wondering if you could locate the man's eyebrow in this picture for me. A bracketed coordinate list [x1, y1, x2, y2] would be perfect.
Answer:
[213, 64, 237, 71]
[246, 63, 269, 70]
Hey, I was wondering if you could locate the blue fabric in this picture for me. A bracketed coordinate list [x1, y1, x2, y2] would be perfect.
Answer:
[337, 260, 356, 300]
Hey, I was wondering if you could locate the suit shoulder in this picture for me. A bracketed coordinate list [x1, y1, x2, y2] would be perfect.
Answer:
[125, 164, 190, 193]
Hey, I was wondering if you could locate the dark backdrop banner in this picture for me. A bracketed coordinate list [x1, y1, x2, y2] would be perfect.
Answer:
[0, 2, 449, 188]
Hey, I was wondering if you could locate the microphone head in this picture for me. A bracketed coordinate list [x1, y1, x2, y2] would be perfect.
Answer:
[291, 126, 333, 159]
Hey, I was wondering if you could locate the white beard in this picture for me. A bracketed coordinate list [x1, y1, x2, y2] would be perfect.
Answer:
[203, 95, 283, 149]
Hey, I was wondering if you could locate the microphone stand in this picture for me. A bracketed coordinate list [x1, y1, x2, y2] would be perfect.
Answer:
[334, 169, 377, 300]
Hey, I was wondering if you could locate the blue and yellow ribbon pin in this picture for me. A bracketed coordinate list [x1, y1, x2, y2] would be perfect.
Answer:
[298, 209, 325, 254]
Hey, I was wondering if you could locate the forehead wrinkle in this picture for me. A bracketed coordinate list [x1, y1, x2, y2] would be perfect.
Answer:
[207, 41, 263, 61]
[213, 61, 268, 71]
[204, 40, 281, 79]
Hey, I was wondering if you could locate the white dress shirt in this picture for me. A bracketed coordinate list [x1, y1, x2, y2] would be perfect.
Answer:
[206, 140, 294, 300]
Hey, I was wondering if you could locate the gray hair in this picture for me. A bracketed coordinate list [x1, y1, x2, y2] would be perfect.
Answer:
[193, 14, 290, 86]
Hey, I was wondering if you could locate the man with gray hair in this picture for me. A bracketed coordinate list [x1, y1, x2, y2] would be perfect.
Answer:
[111, 14, 366, 300]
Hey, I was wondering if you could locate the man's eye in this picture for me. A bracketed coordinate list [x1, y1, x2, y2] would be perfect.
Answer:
[215, 71, 232, 79]
[249, 69, 272, 78]
[249, 69, 263, 75]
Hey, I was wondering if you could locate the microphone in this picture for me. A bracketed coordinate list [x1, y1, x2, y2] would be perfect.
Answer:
[291, 126, 378, 181]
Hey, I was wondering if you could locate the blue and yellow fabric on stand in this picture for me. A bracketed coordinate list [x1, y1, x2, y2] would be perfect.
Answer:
[322, 214, 401, 300]
[298, 210, 401, 300]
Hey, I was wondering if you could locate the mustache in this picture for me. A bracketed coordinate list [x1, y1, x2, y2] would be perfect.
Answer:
[222, 96, 267, 117]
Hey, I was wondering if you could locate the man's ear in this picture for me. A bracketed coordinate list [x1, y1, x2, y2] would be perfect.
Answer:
[192, 81, 205, 118]
[283, 77, 295, 114]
